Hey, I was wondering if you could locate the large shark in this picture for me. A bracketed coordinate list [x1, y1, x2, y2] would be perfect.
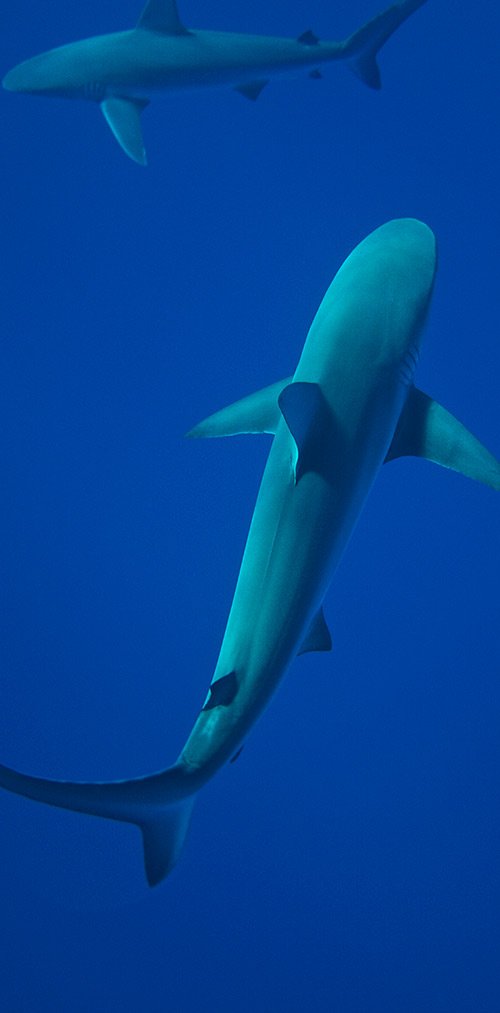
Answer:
[0, 219, 498, 886]
[3, 0, 428, 164]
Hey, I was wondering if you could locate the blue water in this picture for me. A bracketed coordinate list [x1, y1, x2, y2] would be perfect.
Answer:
[1, 2, 499, 1010]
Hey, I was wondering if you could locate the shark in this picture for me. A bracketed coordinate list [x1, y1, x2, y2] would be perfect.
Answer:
[3, 0, 428, 164]
[0, 218, 498, 886]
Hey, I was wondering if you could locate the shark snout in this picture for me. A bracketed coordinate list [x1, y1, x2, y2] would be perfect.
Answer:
[3, 65, 26, 93]
[3, 58, 47, 94]
[3, 53, 74, 97]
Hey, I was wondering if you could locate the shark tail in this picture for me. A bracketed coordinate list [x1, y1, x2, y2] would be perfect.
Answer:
[342, 0, 428, 89]
[0, 758, 197, 886]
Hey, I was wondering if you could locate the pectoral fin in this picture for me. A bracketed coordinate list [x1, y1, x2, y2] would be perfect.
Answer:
[298, 608, 332, 656]
[101, 97, 149, 166]
[186, 377, 292, 439]
[386, 387, 500, 490]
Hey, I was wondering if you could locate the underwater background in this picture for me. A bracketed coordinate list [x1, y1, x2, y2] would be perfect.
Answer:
[1, 2, 499, 1010]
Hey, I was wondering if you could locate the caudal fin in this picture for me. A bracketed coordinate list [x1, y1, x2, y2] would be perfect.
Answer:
[141, 800, 196, 886]
[0, 758, 197, 886]
[343, 0, 428, 89]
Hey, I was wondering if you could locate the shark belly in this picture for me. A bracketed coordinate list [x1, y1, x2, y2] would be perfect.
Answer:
[179, 371, 403, 781]
[178, 221, 434, 780]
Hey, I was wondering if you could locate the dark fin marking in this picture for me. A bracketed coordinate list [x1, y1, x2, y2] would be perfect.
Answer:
[230, 746, 245, 765]
[202, 673, 238, 711]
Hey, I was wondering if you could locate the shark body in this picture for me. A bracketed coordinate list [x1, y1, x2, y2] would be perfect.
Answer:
[0, 219, 499, 886]
[3, 0, 428, 164]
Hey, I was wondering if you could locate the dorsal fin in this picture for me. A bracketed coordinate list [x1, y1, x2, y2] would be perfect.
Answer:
[137, 0, 189, 35]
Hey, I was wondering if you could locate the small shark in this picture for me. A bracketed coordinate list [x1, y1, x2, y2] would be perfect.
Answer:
[0, 219, 498, 886]
[3, 0, 428, 164]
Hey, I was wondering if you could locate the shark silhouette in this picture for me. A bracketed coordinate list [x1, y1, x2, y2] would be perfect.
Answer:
[0, 219, 498, 886]
[3, 0, 428, 164]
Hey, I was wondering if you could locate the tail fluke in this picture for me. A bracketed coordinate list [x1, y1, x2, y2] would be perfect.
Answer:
[0, 758, 197, 885]
[343, 0, 428, 89]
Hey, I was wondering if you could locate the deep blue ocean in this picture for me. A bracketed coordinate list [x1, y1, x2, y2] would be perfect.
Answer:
[1, 2, 499, 1010]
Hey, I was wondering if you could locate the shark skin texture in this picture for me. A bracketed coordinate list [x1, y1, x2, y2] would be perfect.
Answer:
[3, 0, 429, 164]
[0, 219, 498, 887]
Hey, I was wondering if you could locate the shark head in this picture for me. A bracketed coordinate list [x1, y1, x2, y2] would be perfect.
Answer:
[4, 51, 73, 98]
[295, 219, 438, 406]
[343, 219, 437, 385]
[3, 40, 110, 101]
[378, 218, 438, 386]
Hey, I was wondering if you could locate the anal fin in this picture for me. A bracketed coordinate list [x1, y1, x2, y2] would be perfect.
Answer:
[298, 608, 332, 656]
